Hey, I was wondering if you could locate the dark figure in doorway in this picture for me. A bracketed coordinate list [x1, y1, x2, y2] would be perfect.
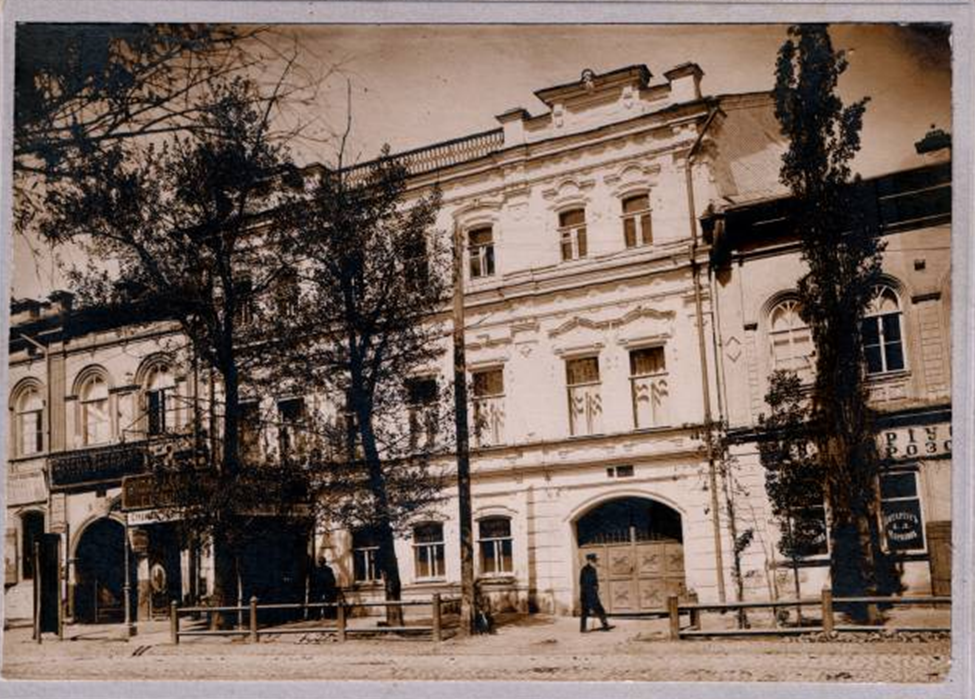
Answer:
[579, 553, 613, 633]
[312, 555, 338, 620]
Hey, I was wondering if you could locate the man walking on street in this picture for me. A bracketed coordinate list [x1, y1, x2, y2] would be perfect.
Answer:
[580, 552, 614, 633]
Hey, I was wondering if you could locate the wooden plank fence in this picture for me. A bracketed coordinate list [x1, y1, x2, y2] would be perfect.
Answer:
[666, 588, 951, 640]
[170, 594, 460, 644]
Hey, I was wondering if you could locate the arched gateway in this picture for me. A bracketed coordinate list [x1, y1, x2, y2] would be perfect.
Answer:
[73, 518, 134, 624]
[575, 496, 686, 612]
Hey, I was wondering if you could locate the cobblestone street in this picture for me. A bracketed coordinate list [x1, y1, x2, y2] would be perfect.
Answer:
[2, 615, 952, 683]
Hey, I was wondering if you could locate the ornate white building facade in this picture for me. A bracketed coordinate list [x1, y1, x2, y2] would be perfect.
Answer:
[4, 63, 952, 625]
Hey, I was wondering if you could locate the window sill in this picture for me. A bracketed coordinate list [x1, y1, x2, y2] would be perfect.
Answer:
[476, 574, 516, 585]
[411, 578, 448, 586]
[866, 369, 911, 384]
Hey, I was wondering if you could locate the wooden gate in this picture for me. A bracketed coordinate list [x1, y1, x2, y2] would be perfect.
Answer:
[579, 537, 685, 612]
[576, 497, 686, 613]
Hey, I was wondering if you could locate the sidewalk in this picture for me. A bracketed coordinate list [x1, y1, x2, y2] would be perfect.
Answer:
[2, 613, 951, 682]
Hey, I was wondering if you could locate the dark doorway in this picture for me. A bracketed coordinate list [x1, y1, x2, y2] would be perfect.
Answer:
[20, 511, 45, 580]
[73, 518, 133, 624]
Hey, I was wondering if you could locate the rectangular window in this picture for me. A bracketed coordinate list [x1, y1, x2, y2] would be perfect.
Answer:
[559, 208, 588, 261]
[278, 398, 306, 460]
[566, 356, 602, 436]
[238, 402, 261, 464]
[472, 368, 505, 447]
[468, 227, 496, 279]
[413, 523, 446, 580]
[353, 528, 382, 583]
[630, 347, 668, 429]
[622, 194, 653, 248]
[82, 398, 110, 446]
[233, 276, 255, 327]
[20, 411, 43, 456]
[862, 314, 905, 375]
[478, 517, 513, 576]
[880, 471, 925, 552]
[147, 389, 168, 436]
[407, 376, 439, 449]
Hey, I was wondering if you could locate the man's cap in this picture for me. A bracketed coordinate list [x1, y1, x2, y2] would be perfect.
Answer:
[585, 553, 598, 561]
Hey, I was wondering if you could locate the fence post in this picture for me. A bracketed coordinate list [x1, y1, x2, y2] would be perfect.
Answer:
[688, 590, 701, 630]
[337, 603, 347, 642]
[249, 597, 258, 643]
[170, 601, 179, 644]
[432, 593, 443, 642]
[667, 595, 680, 640]
[821, 587, 834, 634]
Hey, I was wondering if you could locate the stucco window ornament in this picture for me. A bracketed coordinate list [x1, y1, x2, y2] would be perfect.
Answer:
[863, 285, 906, 375]
[629, 346, 668, 428]
[566, 356, 602, 436]
[581, 68, 597, 93]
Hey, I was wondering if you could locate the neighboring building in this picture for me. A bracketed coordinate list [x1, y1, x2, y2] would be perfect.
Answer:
[705, 157, 952, 599]
[3, 63, 952, 626]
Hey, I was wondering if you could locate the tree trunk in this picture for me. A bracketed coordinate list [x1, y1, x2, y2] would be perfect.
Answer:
[355, 394, 404, 627]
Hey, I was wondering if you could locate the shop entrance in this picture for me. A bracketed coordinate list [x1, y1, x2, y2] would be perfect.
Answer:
[575, 496, 686, 612]
[73, 518, 133, 624]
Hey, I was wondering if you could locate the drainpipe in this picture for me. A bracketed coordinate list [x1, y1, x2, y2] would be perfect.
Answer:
[683, 106, 727, 602]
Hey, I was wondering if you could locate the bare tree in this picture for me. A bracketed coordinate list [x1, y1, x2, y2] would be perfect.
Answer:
[277, 128, 450, 623]
[37, 75, 309, 621]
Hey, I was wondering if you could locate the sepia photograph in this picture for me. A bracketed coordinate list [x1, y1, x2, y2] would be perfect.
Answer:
[0, 6, 969, 693]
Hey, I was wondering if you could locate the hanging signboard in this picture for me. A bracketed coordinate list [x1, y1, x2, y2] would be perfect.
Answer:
[881, 500, 925, 551]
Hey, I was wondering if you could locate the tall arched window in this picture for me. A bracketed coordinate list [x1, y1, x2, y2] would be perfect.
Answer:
[769, 299, 813, 379]
[144, 364, 176, 436]
[80, 374, 111, 446]
[862, 285, 906, 375]
[13, 385, 44, 456]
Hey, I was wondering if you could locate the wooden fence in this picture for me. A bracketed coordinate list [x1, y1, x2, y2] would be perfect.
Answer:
[170, 594, 460, 644]
[666, 588, 951, 640]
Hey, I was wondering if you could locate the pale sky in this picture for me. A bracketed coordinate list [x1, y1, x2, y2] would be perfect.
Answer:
[12, 23, 952, 299]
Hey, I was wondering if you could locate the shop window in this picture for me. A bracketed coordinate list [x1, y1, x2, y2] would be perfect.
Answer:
[478, 516, 513, 576]
[413, 522, 446, 580]
[862, 286, 906, 375]
[622, 193, 653, 248]
[13, 385, 44, 456]
[472, 367, 505, 446]
[559, 208, 588, 261]
[880, 470, 925, 552]
[468, 226, 495, 279]
[566, 356, 602, 436]
[352, 528, 382, 583]
[629, 346, 668, 428]
[768, 299, 814, 380]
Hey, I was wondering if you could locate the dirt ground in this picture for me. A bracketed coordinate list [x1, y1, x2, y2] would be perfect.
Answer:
[0, 611, 952, 684]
